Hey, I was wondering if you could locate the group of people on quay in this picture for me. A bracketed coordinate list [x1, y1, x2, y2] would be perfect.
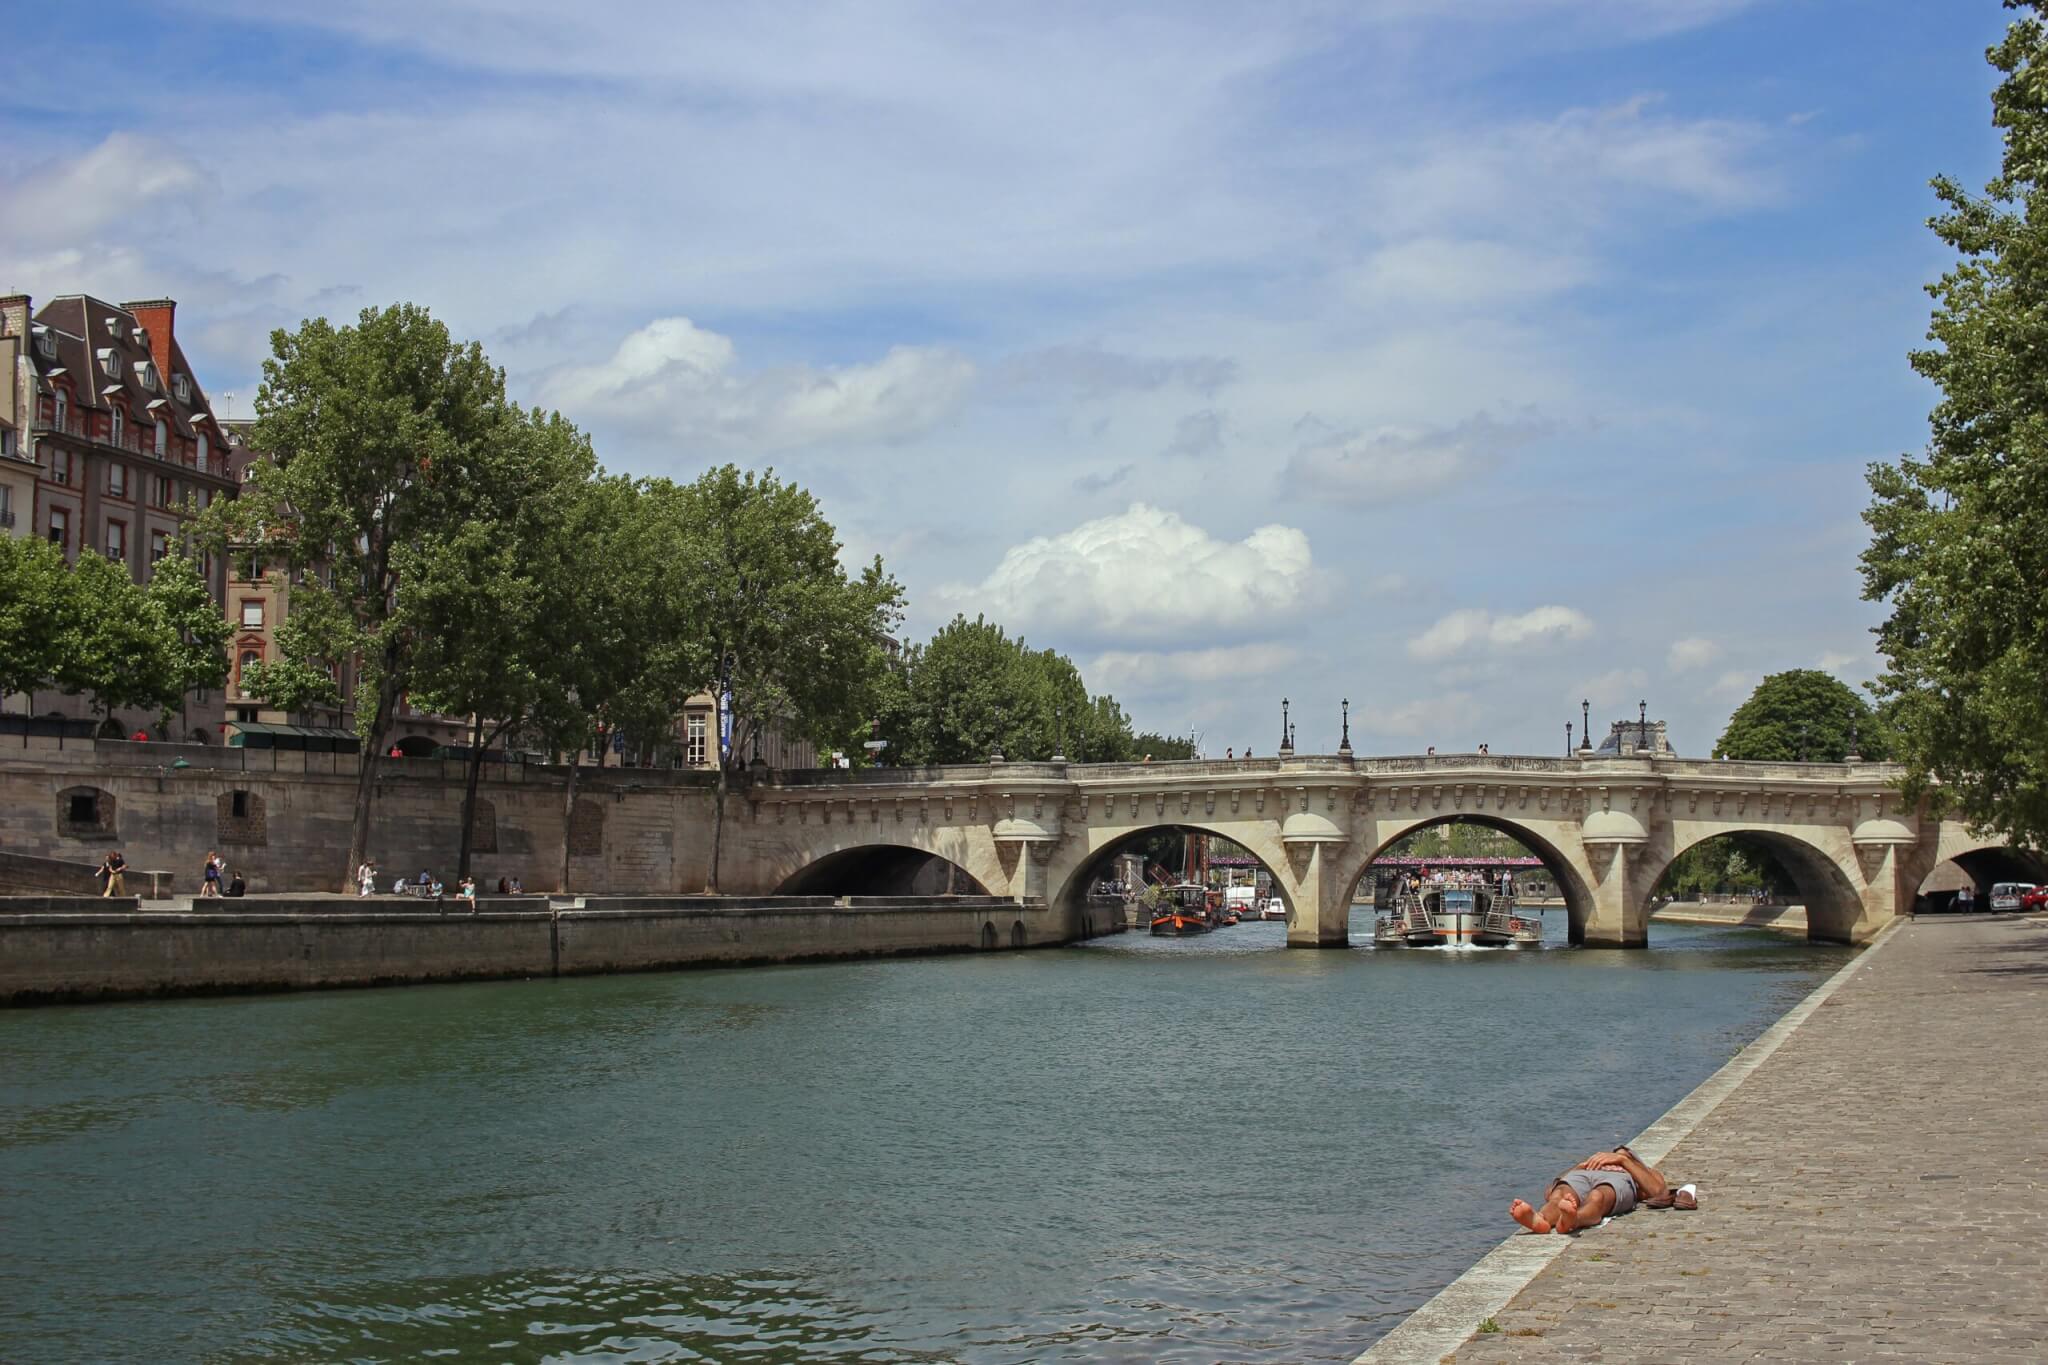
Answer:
[353, 860, 525, 910]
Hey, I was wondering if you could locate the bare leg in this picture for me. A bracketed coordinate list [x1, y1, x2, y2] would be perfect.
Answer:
[1508, 1198, 1551, 1234]
[1555, 1182, 1616, 1233]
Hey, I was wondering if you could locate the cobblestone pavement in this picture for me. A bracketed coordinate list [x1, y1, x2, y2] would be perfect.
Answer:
[1452, 914, 2048, 1364]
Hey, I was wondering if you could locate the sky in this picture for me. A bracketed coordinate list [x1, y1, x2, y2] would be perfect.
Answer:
[0, 1, 2015, 757]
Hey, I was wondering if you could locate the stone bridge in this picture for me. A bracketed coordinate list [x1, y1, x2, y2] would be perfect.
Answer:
[736, 753, 2035, 948]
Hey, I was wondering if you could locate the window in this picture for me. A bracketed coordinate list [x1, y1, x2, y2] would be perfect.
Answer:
[107, 464, 127, 498]
[54, 390, 68, 432]
[150, 531, 168, 564]
[153, 420, 167, 456]
[238, 650, 261, 698]
[137, 361, 158, 392]
[0, 484, 11, 527]
[686, 713, 708, 767]
[110, 406, 124, 446]
[154, 474, 172, 507]
[241, 600, 264, 629]
[174, 374, 191, 403]
[196, 431, 209, 468]
[0, 428, 11, 459]
[106, 520, 126, 561]
[98, 347, 119, 378]
[49, 507, 68, 550]
[230, 790, 249, 819]
[68, 793, 98, 824]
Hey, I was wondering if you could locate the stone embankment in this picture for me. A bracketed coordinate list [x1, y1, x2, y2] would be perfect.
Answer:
[1359, 912, 2048, 1363]
[1651, 898, 1808, 934]
[0, 893, 1078, 1006]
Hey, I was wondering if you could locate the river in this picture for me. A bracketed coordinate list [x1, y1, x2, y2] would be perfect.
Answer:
[0, 914, 1853, 1363]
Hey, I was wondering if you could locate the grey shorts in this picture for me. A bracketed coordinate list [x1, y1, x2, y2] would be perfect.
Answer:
[1554, 1168, 1638, 1216]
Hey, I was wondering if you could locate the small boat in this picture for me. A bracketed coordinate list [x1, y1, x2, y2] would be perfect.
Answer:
[1375, 883, 1543, 948]
[1151, 882, 1214, 936]
[1258, 900, 1286, 921]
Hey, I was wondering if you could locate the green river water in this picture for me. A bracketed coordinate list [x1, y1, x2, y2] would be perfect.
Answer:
[0, 913, 1853, 1362]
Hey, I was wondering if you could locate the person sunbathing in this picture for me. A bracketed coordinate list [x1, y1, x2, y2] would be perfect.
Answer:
[1509, 1146, 1692, 1233]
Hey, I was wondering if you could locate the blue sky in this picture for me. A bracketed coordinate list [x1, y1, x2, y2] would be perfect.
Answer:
[0, 1, 2015, 756]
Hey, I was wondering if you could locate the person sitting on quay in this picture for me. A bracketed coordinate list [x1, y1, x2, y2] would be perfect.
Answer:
[1509, 1145, 1693, 1234]
[225, 869, 246, 897]
[509, 876, 524, 894]
[458, 877, 477, 912]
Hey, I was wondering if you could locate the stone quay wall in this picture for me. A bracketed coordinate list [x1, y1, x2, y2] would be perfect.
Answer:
[0, 895, 1060, 1005]
[0, 738, 747, 896]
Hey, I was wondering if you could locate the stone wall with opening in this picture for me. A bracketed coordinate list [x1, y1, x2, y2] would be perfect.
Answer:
[216, 790, 267, 846]
[55, 786, 116, 841]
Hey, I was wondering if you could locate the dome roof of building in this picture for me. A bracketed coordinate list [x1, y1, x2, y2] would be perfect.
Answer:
[1582, 808, 1649, 844]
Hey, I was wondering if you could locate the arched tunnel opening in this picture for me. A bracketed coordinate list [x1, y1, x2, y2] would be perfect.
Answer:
[1349, 816, 1588, 947]
[1652, 832, 1865, 943]
[775, 845, 991, 897]
[1916, 846, 2048, 912]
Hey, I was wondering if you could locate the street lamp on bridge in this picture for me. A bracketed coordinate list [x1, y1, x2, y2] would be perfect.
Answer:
[1278, 697, 1293, 756]
[1339, 698, 1352, 756]
[1566, 721, 1573, 756]
[1639, 699, 1649, 755]
[1580, 698, 1592, 754]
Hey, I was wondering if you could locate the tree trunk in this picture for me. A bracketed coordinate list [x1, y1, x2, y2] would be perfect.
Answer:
[457, 714, 484, 881]
[705, 758, 727, 894]
[558, 756, 580, 894]
[345, 673, 402, 892]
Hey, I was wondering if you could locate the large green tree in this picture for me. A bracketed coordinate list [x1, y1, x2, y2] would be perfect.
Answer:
[1714, 669, 1884, 763]
[211, 303, 519, 888]
[0, 534, 83, 710]
[1863, 3, 2048, 846]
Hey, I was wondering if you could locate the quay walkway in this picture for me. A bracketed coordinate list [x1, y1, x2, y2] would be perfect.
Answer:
[1365, 912, 2048, 1363]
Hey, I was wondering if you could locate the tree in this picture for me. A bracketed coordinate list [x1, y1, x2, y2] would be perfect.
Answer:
[211, 303, 518, 889]
[634, 466, 903, 891]
[1132, 731, 1197, 760]
[1862, 4, 2048, 846]
[140, 552, 233, 723]
[0, 535, 82, 710]
[1713, 670, 1883, 763]
[59, 552, 176, 720]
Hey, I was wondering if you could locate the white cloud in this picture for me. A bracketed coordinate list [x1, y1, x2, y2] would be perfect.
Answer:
[1816, 649, 1862, 675]
[1341, 238, 1591, 310]
[1089, 644, 1303, 695]
[1409, 605, 1594, 660]
[6, 133, 213, 246]
[1282, 410, 1558, 504]
[1573, 666, 1649, 709]
[943, 503, 1316, 643]
[1709, 670, 1756, 700]
[543, 316, 974, 450]
[1667, 636, 1721, 672]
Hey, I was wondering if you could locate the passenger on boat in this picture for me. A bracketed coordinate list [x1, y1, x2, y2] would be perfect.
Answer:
[1508, 1146, 1686, 1234]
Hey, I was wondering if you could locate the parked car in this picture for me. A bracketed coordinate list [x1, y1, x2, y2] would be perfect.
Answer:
[2020, 886, 2048, 912]
[1988, 881, 2037, 912]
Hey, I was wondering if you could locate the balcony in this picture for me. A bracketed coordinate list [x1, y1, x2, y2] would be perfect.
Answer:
[0, 509, 15, 528]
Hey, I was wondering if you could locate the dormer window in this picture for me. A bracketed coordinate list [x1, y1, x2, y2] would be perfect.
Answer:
[98, 348, 119, 378]
[104, 317, 119, 339]
[135, 361, 158, 392]
[173, 374, 190, 403]
[34, 329, 55, 360]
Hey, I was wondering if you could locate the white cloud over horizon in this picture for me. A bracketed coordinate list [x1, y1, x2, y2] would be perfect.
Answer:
[1410, 606, 1595, 661]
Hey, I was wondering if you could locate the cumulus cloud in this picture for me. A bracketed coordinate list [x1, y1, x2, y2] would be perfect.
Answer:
[1816, 649, 1863, 675]
[5, 133, 213, 246]
[543, 316, 974, 450]
[1408, 605, 1593, 660]
[943, 503, 1316, 642]
[1282, 409, 1559, 504]
[1667, 637, 1720, 672]
[1709, 670, 1756, 700]
[1573, 666, 1649, 708]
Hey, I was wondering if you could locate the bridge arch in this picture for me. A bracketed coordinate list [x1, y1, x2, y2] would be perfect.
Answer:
[1047, 821, 1296, 934]
[1337, 814, 1598, 945]
[1652, 827, 1868, 943]
[773, 842, 993, 897]
[1913, 830, 2048, 911]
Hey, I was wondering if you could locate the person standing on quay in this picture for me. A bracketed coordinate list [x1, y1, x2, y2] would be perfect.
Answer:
[100, 850, 127, 898]
[201, 852, 222, 898]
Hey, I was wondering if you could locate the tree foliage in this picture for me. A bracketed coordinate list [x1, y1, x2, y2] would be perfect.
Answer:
[1862, 4, 2048, 845]
[0, 537, 225, 724]
[875, 614, 1136, 764]
[1713, 669, 1884, 763]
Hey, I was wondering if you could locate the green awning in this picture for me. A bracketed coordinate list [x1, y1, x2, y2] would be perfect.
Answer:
[225, 721, 361, 752]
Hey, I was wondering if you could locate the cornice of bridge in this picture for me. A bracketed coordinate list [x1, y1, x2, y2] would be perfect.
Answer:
[748, 754, 1908, 799]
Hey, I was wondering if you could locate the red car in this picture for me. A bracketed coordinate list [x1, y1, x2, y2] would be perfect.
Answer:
[2020, 887, 2048, 912]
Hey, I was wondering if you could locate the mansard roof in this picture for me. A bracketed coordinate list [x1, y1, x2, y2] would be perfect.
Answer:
[28, 295, 221, 442]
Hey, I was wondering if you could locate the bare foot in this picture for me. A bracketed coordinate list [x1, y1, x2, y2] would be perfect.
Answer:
[1509, 1198, 1552, 1234]
[1553, 1189, 1581, 1234]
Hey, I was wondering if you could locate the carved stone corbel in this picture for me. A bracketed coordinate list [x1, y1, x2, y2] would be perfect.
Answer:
[1205, 790, 1216, 817]
[1231, 789, 1242, 814]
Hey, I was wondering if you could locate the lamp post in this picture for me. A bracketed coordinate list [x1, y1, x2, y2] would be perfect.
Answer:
[1639, 699, 1649, 755]
[1580, 698, 1591, 753]
[1846, 719, 1862, 763]
[1279, 697, 1293, 756]
[1566, 721, 1573, 756]
[1053, 705, 1066, 762]
[1339, 697, 1352, 755]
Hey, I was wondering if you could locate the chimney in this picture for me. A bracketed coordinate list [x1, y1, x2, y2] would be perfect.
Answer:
[122, 298, 177, 391]
[0, 293, 28, 340]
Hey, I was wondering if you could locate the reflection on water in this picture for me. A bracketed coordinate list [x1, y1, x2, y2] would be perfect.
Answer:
[0, 915, 1852, 1363]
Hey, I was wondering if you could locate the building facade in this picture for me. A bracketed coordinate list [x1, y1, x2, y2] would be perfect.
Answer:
[0, 294, 240, 740]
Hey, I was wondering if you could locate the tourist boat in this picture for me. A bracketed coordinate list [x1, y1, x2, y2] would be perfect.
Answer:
[1258, 898, 1286, 921]
[1150, 882, 1214, 936]
[1374, 883, 1543, 948]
